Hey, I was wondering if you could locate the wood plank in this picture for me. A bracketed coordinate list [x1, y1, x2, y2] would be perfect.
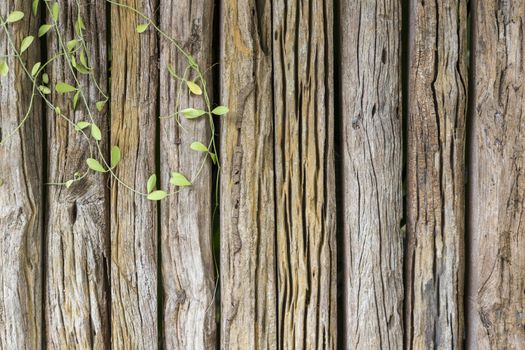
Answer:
[467, 1, 525, 348]
[110, 0, 158, 348]
[158, 0, 216, 348]
[0, 1, 43, 348]
[340, 0, 404, 348]
[220, 0, 277, 348]
[272, 0, 337, 348]
[405, 1, 468, 348]
[45, 0, 110, 348]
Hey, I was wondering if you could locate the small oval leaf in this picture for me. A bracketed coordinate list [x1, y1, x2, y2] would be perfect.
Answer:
[186, 81, 202, 95]
[38, 24, 52, 37]
[55, 82, 76, 93]
[111, 146, 121, 168]
[147, 190, 168, 201]
[86, 158, 106, 173]
[181, 108, 206, 119]
[136, 23, 149, 33]
[190, 141, 208, 152]
[96, 100, 106, 111]
[147, 174, 157, 194]
[6, 11, 25, 23]
[31, 62, 41, 77]
[51, 3, 59, 22]
[0, 61, 8, 77]
[75, 121, 90, 131]
[20, 36, 34, 54]
[170, 172, 191, 187]
[212, 106, 229, 116]
[91, 123, 102, 141]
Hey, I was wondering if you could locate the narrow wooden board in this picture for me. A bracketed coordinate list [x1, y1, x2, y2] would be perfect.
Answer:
[273, 0, 337, 348]
[340, 0, 404, 348]
[45, 1, 110, 348]
[220, 0, 277, 348]
[0, 1, 43, 348]
[158, 0, 216, 348]
[405, 1, 468, 348]
[110, 0, 158, 347]
[468, 1, 525, 348]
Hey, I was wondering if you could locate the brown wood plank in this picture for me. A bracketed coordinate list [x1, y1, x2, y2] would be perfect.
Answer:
[0, 1, 43, 348]
[340, 0, 404, 348]
[219, 0, 277, 348]
[110, 0, 158, 348]
[467, 1, 525, 348]
[405, 1, 468, 348]
[158, 0, 216, 348]
[44, 0, 110, 348]
[272, 0, 337, 348]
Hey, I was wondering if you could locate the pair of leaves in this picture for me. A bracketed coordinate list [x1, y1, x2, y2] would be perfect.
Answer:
[146, 172, 191, 201]
[74, 121, 102, 141]
[180, 106, 229, 119]
[85, 146, 120, 173]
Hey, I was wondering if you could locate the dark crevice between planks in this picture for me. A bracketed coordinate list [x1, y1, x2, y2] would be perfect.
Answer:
[211, 0, 222, 348]
[332, 0, 345, 348]
[401, 0, 412, 347]
[39, 1, 48, 347]
[464, 0, 476, 347]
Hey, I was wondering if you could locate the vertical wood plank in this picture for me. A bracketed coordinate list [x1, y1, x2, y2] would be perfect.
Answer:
[406, 1, 468, 348]
[110, 0, 158, 348]
[158, 0, 216, 348]
[45, 0, 110, 348]
[468, 1, 525, 348]
[273, 0, 337, 348]
[340, 0, 404, 348]
[0, 1, 43, 349]
[220, 0, 277, 348]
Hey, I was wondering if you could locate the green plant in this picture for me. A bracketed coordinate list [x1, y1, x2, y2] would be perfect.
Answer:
[0, 0, 226, 201]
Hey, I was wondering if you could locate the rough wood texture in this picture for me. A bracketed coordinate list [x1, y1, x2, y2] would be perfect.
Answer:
[406, 1, 468, 349]
[159, 0, 216, 348]
[273, 0, 337, 348]
[45, 1, 110, 348]
[468, 1, 525, 348]
[110, 0, 158, 348]
[220, 0, 277, 348]
[0, 1, 42, 348]
[340, 0, 404, 348]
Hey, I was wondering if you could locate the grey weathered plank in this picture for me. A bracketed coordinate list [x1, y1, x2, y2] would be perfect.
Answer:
[0, 1, 43, 349]
[45, 0, 110, 348]
[467, 1, 525, 348]
[273, 0, 337, 348]
[220, 0, 277, 348]
[405, 1, 468, 348]
[110, 0, 158, 348]
[158, 0, 216, 348]
[340, 0, 404, 348]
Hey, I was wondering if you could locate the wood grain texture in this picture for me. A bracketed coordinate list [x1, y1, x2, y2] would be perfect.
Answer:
[158, 0, 216, 348]
[0, 1, 43, 349]
[467, 1, 525, 348]
[45, 1, 110, 348]
[340, 0, 404, 348]
[110, 0, 158, 348]
[406, 1, 468, 349]
[220, 0, 277, 348]
[273, 0, 337, 348]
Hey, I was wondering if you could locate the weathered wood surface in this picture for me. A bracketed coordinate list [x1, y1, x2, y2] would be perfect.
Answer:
[110, 0, 158, 348]
[468, 1, 525, 349]
[0, 1, 43, 349]
[220, 0, 277, 348]
[159, 0, 216, 348]
[45, 1, 110, 348]
[340, 0, 404, 348]
[405, 1, 468, 349]
[273, 0, 337, 348]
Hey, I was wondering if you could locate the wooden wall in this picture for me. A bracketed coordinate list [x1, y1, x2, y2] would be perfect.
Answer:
[1, 0, 524, 349]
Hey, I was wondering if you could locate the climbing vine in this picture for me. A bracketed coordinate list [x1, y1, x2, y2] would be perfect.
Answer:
[0, 0, 226, 200]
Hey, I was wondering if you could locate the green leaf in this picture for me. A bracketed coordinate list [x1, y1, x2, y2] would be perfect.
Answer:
[91, 123, 102, 141]
[75, 121, 90, 131]
[66, 39, 78, 51]
[186, 81, 202, 95]
[0, 61, 8, 77]
[181, 108, 206, 119]
[86, 158, 106, 173]
[20, 36, 34, 54]
[96, 100, 106, 112]
[6, 11, 25, 23]
[136, 23, 149, 33]
[147, 174, 157, 194]
[190, 141, 208, 152]
[75, 16, 85, 35]
[72, 90, 80, 109]
[212, 106, 229, 116]
[31, 62, 41, 77]
[170, 172, 191, 187]
[38, 24, 52, 37]
[147, 190, 168, 201]
[32, 0, 39, 16]
[65, 180, 74, 188]
[79, 50, 88, 67]
[55, 82, 76, 93]
[39, 85, 51, 94]
[51, 3, 59, 22]
[187, 55, 198, 68]
[55, 107, 61, 115]
[42, 73, 49, 84]
[111, 146, 121, 168]
[210, 152, 218, 164]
